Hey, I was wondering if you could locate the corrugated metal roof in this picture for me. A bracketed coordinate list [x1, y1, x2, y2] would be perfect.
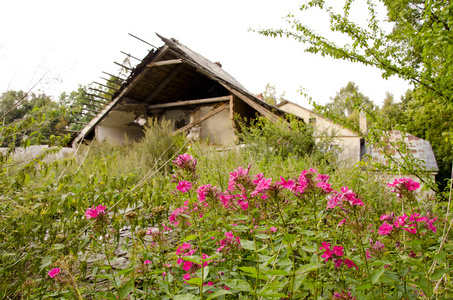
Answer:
[369, 130, 439, 172]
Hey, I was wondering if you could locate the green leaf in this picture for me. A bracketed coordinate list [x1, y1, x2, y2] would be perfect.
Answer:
[96, 291, 117, 300]
[263, 269, 289, 275]
[356, 283, 373, 290]
[206, 289, 233, 299]
[186, 277, 202, 286]
[371, 266, 386, 284]
[300, 245, 317, 253]
[203, 266, 209, 280]
[118, 278, 134, 300]
[182, 234, 197, 242]
[241, 239, 256, 251]
[222, 279, 252, 291]
[432, 267, 453, 280]
[238, 266, 257, 274]
[116, 267, 134, 276]
[40, 256, 53, 269]
[295, 263, 322, 275]
[283, 233, 296, 244]
[51, 244, 65, 251]
[182, 255, 201, 264]
[433, 252, 447, 264]
[173, 294, 198, 300]
[256, 233, 270, 239]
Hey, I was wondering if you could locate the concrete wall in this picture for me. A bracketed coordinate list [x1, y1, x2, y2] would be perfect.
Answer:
[0, 145, 74, 163]
[96, 111, 145, 144]
[190, 105, 236, 145]
[96, 105, 236, 146]
[278, 101, 361, 164]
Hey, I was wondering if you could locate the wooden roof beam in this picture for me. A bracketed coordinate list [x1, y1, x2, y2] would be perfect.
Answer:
[144, 64, 184, 103]
[146, 59, 183, 68]
[147, 96, 231, 109]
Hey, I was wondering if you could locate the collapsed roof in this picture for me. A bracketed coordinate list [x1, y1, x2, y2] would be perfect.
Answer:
[71, 34, 287, 146]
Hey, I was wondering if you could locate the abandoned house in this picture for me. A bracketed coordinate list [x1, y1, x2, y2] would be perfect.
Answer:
[71, 34, 287, 147]
[277, 100, 438, 180]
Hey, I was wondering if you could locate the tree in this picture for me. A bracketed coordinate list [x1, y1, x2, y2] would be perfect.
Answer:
[259, 0, 453, 187]
[261, 83, 286, 106]
[0, 90, 67, 146]
[323, 81, 375, 126]
[258, 0, 453, 105]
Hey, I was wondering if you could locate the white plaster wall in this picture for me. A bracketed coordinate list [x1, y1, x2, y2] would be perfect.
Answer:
[198, 106, 236, 145]
[279, 102, 361, 164]
[97, 125, 144, 144]
[97, 110, 144, 144]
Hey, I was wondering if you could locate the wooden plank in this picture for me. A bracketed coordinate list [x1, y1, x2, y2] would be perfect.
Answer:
[220, 83, 280, 123]
[146, 59, 183, 68]
[229, 95, 234, 121]
[82, 102, 105, 110]
[85, 93, 111, 102]
[72, 45, 170, 146]
[144, 63, 184, 103]
[89, 88, 114, 97]
[147, 96, 231, 109]
[83, 97, 109, 105]
[172, 103, 229, 136]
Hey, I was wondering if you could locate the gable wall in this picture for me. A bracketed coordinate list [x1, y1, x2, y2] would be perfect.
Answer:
[278, 102, 361, 164]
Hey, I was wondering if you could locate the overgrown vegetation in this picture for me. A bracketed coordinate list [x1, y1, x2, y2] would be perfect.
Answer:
[0, 113, 451, 299]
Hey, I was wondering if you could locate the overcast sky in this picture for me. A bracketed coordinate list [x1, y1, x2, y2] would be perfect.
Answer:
[0, 0, 410, 108]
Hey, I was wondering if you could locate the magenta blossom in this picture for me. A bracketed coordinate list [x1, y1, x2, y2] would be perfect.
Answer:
[276, 176, 295, 189]
[176, 181, 192, 193]
[143, 260, 152, 265]
[85, 205, 106, 219]
[378, 221, 394, 235]
[48, 267, 60, 278]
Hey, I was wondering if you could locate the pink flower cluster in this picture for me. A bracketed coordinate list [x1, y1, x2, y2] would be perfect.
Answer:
[176, 243, 210, 280]
[48, 267, 60, 278]
[276, 169, 332, 195]
[176, 181, 192, 193]
[320, 242, 358, 270]
[216, 231, 240, 253]
[173, 153, 197, 169]
[85, 205, 106, 219]
[334, 290, 356, 299]
[387, 177, 420, 197]
[326, 186, 364, 209]
[378, 212, 437, 235]
[228, 165, 251, 191]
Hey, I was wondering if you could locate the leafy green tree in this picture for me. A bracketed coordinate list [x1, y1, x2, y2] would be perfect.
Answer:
[0, 90, 67, 146]
[261, 83, 286, 106]
[323, 81, 375, 126]
[259, 0, 452, 187]
[258, 0, 453, 105]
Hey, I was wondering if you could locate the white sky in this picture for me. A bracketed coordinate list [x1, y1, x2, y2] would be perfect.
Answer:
[0, 0, 410, 108]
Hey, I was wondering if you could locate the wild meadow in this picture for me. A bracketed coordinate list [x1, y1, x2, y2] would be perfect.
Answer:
[0, 117, 451, 300]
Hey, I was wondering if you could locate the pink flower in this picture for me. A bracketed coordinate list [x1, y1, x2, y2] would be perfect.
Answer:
[251, 177, 272, 197]
[338, 219, 347, 226]
[183, 273, 191, 280]
[343, 259, 358, 270]
[143, 260, 151, 265]
[162, 271, 166, 278]
[378, 221, 393, 235]
[276, 176, 295, 189]
[270, 227, 278, 232]
[48, 268, 60, 278]
[176, 181, 192, 193]
[85, 205, 106, 219]
[173, 153, 195, 167]
[332, 246, 344, 257]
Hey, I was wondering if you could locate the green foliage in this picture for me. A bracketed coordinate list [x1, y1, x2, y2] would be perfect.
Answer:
[261, 83, 286, 106]
[322, 81, 376, 127]
[236, 115, 317, 162]
[0, 90, 68, 146]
